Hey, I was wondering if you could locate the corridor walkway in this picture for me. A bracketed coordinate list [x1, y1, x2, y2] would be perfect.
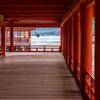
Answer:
[0, 52, 83, 100]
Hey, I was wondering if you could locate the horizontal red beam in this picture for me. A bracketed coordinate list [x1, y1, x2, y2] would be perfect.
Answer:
[86, 0, 95, 7]
[0, 7, 67, 12]
[5, 17, 61, 22]
[5, 14, 64, 17]
[0, 0, 70, 7]
[0, 12, 65, 15]
[5, 15, 63, 20]
[6, 24, 60, 28]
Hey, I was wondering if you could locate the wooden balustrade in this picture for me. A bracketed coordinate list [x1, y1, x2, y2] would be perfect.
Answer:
[76, 63, 95, 100]
[85, 72, 95, 100]
[6, 45, 60, 52]
[0, 48, 4, 58]
[76, 62, 81, 83]
[66, 53, 69, 65]
[70, 56, 74, 73]
[0, 37, 29, 43]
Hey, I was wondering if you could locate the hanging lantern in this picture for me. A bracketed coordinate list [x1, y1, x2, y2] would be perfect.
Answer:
[37, 34, 39, 37]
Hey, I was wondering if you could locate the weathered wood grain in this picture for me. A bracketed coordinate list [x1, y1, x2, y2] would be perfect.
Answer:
[0, 52, 83, 100]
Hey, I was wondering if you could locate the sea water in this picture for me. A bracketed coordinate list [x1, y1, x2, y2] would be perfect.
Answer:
[31, 36, 60, 45]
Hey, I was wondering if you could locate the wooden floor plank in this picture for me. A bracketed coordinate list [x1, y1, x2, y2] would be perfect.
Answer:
[0, 52, 83, 100]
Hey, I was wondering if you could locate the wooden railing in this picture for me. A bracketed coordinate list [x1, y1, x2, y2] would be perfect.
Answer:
[0, 37, 29, 43]
[6, 46, 10, 52]
[6, 45, 61, 52]
[0, 36, 1, 43]
[85, 72, 95, 100]
[66, 53, 69, 65]
[13, 37, 29, 43]
[0, 48, 4, 58]
[76, 62, 81, 83]
[70, 56, 74, 73]
[5, 37, 10, 43]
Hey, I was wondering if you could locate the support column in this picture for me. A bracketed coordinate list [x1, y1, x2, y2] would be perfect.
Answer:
[63, 24, 65, 56]
[69, 17, 74, 68]
[92, 5, 95, 18]
[17, 30, 18, 43]
[81, 4, 92, 92]
[20, 29, 21, 42]
[6, 30, 7, 43]
[24, 31, 26, 38]
[73, 13, 80, 77]
[28, 30, 31, 44]
[64, 22, 67, 60]
[66, 21, 69, 65]
[10, 23, 14, 52]
[62, 26, 64, 55]
[7, 30, 8, 43]
[95, 1, 100, 99]
[61, 27, 63, 52]
[1, 25, 5, 56]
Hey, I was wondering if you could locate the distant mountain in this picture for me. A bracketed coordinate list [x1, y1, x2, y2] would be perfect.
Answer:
[31, 28, 61, 36]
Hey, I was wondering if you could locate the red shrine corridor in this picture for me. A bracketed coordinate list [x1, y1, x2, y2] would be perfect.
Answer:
[0, 52, 83, 100]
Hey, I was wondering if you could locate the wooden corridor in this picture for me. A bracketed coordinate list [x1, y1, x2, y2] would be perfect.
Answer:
[0, 52, 83, 100]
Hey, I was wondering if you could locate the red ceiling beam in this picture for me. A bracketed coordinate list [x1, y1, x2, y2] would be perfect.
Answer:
[6, 24, 60, 28]
[60, 0, 89, 26]
[0, 0, 70, 7]
[5, 17, 61, 22]
[86, 0, 95, 7]
[0, 20, 6, 26]
[0, 12, 65, 15]
[5, 15, 64, 17]
[0, 7, 67, 12]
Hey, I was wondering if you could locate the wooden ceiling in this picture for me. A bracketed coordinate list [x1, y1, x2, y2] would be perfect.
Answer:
[0, 0, 75, 24]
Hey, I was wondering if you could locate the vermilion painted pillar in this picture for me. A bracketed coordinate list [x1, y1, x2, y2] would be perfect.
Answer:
[10, 23, 14, 52]
[73, 13, 80, 77]
[81, 4, 92, 92]
[63, 24, 65, 56]
[20, 30, 21, 42]
[17, 30, 18, 43]
[6, 30, 8, 43]
[69, 17, 74, 68]
[64, 22, 67, 60]
[95, 0, 100, 99]
[1, 26, 5, 56]
[24, 31, 26, 38]
[92, 5, 95, 18]
[66, 21, 69, 64]
[62, 26, 64, 54]
[61, 27, 63, 52]
[7, 31, 8, 43]
[28, 30, 31, 44]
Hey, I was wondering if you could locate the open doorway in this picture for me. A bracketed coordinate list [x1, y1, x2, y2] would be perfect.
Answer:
[30, 28, 61, 52]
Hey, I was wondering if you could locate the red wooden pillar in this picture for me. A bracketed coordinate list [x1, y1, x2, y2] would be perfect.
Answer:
[20, 29, 21, 42]
[73, 13, 80, 77]
[10, 23, 14, 52]
[63, 24, 65, 56]
[62, 26, 64, 55]
[64, 22, 67, 60]
[61, 27, 63, 52]
[95, 0, 100, 99]
[80, 4, 92, 92]
[69, 17, 74, 68]
[28, 29, 31, 44]
[1, 26, 5, 56]
[5, 31, 7, 43]
[92, 5, 95, 18]
[66, 21, 69, 64]
[24, 31, 26, 38]
[17, 30, 18, 43]
[7, 30, 8, 43]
